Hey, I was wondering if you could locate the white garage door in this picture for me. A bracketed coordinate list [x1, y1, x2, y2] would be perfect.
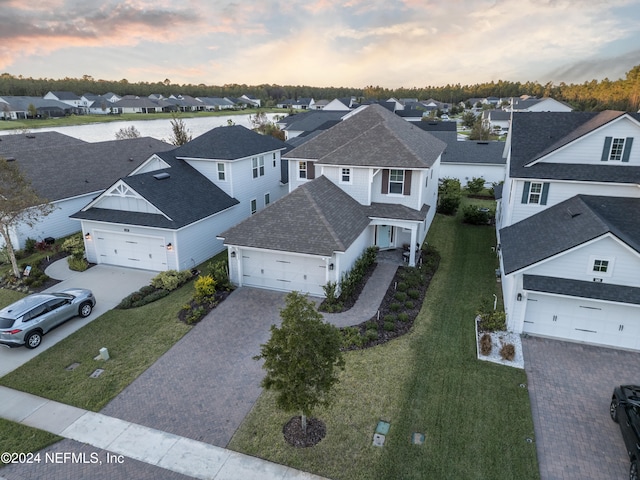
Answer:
[523, 293, 640, 350]
[95, 231, 168, 271]
[241, 251, 327, 296]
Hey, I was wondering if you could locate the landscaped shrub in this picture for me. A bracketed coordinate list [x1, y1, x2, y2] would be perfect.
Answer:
[398, 313, 409, 322]
[384, 321, 396, 332]
[365, 329, 378, 342]
[340, 327, 364, 349]
[478, 310, 506, 331]
[67, 256, 89, 272]
[389, 302, 402, 312]
[150, 270, 192, 291]
[466, 177, 486, 194]
[407, 289, 420, 299]
[20, 264, 49, 287]
[462, 205, 492, 225]
[322, 281, 339, 309]
[194, 275, 216, 303]
[209, 259, 233, 291]
[383, 314, 397, 322]
[404, 301, 414, 309]
[117, 285, 170, 309]
[394, 291, 407, 302]
[185, 305, 206, 325]
[437, 194, 461, 215]
[500, 343, 515, 361]
[480, 333, 492, 356]
[24, 238, 37, 255]
[62, 233, 85, 259]
[396, 281, 408, 291]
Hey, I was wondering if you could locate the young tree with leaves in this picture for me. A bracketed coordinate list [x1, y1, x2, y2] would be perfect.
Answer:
[168, 113, 193, 146]
[255, 291, 345, 436]
[0, 158, 55, 277]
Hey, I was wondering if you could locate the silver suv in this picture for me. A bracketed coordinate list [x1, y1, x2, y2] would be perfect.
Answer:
[0, 289, 95, 349]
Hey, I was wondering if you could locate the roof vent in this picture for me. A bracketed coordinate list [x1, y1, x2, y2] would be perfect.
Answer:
[26, 134, 36, 139]
[5, 156, 15, 162]
[153, 172, 170, 180]
[477, 141, 489, 145]
[128, 157, 134, 162]
[567, 208, 581, 218]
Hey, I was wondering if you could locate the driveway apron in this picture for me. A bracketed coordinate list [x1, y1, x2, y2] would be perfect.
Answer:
[100, 287, 289, 447]
[523, 336, 640, 480]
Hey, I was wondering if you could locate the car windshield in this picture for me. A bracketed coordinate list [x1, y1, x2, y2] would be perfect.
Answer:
[0, 317, 16, 329]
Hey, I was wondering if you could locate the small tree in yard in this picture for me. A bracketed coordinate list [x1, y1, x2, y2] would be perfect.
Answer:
[0, 158, 55, 277]
[255, 291, 345, 440]
[168, 113, 193, 146]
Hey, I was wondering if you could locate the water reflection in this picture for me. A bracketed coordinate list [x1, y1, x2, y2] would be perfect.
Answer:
[0, 113, 279, 143]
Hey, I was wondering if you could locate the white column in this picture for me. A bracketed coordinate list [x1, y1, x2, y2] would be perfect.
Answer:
[409, 226, 418, 267]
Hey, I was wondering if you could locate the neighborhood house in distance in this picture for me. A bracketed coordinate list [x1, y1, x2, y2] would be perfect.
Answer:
[2, 88, 639, 353]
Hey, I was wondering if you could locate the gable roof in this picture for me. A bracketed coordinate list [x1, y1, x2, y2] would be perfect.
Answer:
[284, 104, 446, 169]
[282, 110, 348, 133]
[441, 140, 506, 165]
[510, 111, 640, 182]
[219, 176, 370, 256]
[72, 153, 239, 229]
[2, 135, 173, 202]
[172, 125, 286, 160]
[500, 195, 640, 274]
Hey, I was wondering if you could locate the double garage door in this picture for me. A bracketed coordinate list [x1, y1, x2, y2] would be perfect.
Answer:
[241, 251, 327, 296]
[95, 231, 168, 271]
[523, 293, 640, 350]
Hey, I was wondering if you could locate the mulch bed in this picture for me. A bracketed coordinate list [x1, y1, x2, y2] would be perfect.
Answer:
[177, 290, 233, 324]
[282, 416, 326, 447]
[318, 262, 376, 313]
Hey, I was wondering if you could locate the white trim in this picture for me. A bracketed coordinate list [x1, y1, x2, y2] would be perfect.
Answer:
[588, 255, 614, 277]
[522, 286, 640, 309]
[129, 154, 171, 175]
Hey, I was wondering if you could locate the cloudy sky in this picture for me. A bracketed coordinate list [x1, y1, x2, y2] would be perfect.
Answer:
[2, 0, 640, 88]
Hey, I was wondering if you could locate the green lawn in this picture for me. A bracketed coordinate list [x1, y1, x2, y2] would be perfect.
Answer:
[228, 201, 539, 480]
[0, 108, 287, 132]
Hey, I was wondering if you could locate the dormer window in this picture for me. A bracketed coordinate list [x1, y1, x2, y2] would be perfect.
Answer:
[602, 136, 633, 162]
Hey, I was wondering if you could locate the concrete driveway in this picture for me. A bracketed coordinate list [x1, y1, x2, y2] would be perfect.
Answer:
[523, 336, 640, 480]
[0, 261, 156, 377]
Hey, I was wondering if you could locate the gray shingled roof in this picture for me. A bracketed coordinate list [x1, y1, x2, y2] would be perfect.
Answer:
[3, 135, 173, 202]
[284, 104, 446, 169]
[219, 176, 371, 256]
[523, 275, 640, 305]
[0, 131, 86, 156]
[500, 195, 640, 274]
[441, 140, 506, 165]
[172, 125, 286, 160]
[72, 153, 239, 229]
[283, 111, 348, 133]
[367, 203, 429, 221]
[510, 111, 640, 182]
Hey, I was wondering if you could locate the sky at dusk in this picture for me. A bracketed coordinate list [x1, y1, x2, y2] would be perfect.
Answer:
[2, 0, 640, 89]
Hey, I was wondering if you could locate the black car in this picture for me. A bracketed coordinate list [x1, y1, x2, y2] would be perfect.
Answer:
[610, 385, 640, 480]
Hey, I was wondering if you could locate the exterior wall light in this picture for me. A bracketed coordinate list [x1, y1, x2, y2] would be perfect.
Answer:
[329, 263, 334, 270]
[230, 251, 237, 258]
[85, 233, 91, 241]
[517, 293, 522, 301]
[167, 243, 173, 251]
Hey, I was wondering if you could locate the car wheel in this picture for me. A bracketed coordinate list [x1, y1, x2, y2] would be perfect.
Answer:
[79, 302, 93, 318]
[630, 460, 638, 480]
[610, 398, 619, 423]
[25, 331, 42, 349]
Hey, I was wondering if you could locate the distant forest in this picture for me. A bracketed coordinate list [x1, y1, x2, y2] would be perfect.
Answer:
[1, 65, 639, 112]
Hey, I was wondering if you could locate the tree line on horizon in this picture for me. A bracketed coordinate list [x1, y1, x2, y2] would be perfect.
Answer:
[0, 65, 638, 112]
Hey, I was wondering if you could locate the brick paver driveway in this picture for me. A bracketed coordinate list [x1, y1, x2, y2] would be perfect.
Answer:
[523, 336, 640, 480]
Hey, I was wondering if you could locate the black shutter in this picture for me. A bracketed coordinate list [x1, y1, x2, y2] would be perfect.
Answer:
[601, 137, 612, 161]
[382, 169, 389, 194]
[403, 170, 412, 196]
[540, 183, 549, 205]
[622, 137, 633, 162]
[308, 162, 315, 179]
[521, 181, 531, 204]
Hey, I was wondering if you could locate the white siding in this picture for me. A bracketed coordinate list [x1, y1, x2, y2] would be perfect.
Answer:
[536, 117, 640, 166]
[507, 179, 640, 225]
[370, 168, 426, 210]
[174, 214, 229, 271]
[439, 163, 506, 186]
[526, 236, 640, 288]
[320, 165, 371, 204]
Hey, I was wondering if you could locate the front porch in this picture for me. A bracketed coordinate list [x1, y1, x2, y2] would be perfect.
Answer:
[376, 246, 422, 267]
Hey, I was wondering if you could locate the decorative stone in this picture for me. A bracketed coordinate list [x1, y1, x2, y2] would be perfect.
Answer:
[372, 433, 386, 447]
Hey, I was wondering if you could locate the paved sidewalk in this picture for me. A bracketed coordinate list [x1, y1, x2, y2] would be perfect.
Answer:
[0, 386, 326, 480]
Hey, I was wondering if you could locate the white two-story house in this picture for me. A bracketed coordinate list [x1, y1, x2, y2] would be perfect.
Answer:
[72, 125, 287, 272]
[497, 110, 640, 351]
[219, 104, 446, 296]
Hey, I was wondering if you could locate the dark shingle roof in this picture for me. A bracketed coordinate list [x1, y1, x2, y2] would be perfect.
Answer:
[3, 135, 173, 202]
[367, 203, 429, 221]
[441, 140, 506, 165]
[284, 104, 446, 169]
[219, 176, 370, 256]
[523, 274, 640, 305]
[510, 111, 640, 182]
[500, 195, 640, 274]
[72, 154, 239, 229]
[0, 131, 86, 156]
[172, 125, 286, 160]
[283, 111, 348, 133]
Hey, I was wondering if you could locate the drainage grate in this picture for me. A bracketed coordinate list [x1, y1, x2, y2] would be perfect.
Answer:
[65, 363, 80, 371]
[372, 433, 386, 447]
[89, 369, 104, 378]
[375, 420, 390, 435]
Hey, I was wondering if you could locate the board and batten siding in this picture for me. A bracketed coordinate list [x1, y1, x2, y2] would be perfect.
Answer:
[96, 194, 163, 214]
[525, 236, 640, 288]
[534, 118, 639, 165]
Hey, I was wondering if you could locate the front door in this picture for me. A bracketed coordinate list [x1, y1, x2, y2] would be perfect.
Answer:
[376, 225, 392, 249]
